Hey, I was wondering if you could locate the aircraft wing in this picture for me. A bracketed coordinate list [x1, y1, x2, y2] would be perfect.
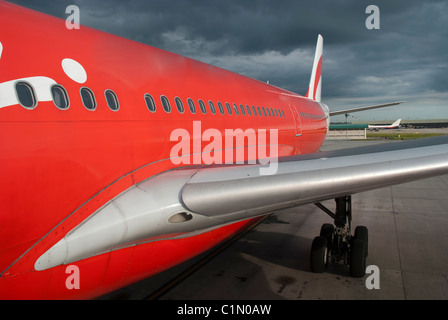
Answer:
[182, 136, 448, 216]
[329, 101, 406, 116]
[35, 136, 448, 271]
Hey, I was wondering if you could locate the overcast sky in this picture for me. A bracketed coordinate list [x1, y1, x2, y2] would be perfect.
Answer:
[9, 0, 448, 121]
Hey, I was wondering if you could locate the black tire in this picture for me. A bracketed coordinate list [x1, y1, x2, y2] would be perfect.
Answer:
[354, 226, 368, 257]
[350, 238, 366, 278]
[320, 223, 334, 241]
[310, 236, 328, 273]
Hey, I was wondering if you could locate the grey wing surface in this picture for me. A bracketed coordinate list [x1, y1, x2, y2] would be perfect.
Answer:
[35, 136, 448, 271]
[181, 136, 448, 217]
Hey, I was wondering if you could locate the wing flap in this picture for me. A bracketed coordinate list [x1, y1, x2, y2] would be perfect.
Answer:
[181, 136, 448, 216]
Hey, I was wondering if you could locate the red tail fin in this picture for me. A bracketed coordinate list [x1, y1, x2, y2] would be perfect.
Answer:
[305, 34, 323, 102]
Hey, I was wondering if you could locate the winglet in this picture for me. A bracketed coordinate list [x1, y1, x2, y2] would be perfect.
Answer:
[305, 34, 323, 102]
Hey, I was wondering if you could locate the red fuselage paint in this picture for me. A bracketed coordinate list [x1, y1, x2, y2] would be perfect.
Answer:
[0, 2, 327, 299]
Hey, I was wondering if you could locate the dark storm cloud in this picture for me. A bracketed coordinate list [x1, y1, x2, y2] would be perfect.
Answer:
[8, 0, 393, 52]
[7, 0, 448, 120]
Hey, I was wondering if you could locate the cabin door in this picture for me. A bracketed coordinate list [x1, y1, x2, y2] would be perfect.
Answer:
[289, 105, 302, 137]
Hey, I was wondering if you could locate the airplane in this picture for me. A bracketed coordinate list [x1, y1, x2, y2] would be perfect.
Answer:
[0, 1, 447, 299]
[368, 119, 402, 130]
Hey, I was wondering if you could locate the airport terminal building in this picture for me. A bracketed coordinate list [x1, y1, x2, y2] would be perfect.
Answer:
[327, 123, 368, 140]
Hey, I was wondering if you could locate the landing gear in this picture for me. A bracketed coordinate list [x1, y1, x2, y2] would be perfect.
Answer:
[311, 196, 368, 278]
[310, 236, 328, 273]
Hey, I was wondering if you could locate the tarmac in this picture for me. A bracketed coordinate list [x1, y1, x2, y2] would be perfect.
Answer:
[100, 136, 448, 300]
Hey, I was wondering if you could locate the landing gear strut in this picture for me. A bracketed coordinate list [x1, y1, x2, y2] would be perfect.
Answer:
[310, 196, 368, 278]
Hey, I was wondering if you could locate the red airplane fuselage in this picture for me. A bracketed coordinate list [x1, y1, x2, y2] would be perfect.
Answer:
[0, 2, 327, 299]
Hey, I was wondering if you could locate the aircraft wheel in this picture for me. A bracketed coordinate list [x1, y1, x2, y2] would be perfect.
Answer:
[320, 223, 334, 242]
[354, 226, 368, 257]
[310, 236, 328, 273]
[350, 238, 366, 278]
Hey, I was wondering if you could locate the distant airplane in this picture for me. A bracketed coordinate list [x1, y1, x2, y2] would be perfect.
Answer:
[368, 119, 402, 130]
[0, 1, 447, 299]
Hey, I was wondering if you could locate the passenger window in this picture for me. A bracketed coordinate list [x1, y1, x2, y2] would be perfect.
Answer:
[80, 87, 96, 110]
[161, 95, 171, 113]
[261, 107, 267, 116]
[105, 89, 119, 111]
[281, 109, 285, 117]
[175, 97, 185, 114]
[51, 84, 69, 110]
[233, 103, 239, 115]
[246, 105, 251, 116]
[199, 99, 207, 114]
[267, 108, 271, 117]
[217, 102, 225, 115]
[275, 109, 279, 117]
[257, 106, 262, 116]
[187, 98, 196, 114]
[15, 81, 37, 109]
[208, 101, 216, 114]
[239, 104, 245, 116]
[145, 93, 156, 112]
[252, 106, 257, 116]
[225, 102, 232, 115]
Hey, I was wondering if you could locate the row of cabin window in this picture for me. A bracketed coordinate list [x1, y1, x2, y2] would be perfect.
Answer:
[15, 81, 286, 119]
[144, 93, 286, 118]
[15, 81, 119, 111]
